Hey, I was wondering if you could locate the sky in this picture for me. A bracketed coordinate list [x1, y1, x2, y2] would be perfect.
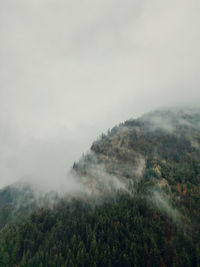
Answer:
[0, 0, 200, 188]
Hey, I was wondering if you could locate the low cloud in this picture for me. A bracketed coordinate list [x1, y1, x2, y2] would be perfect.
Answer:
[141, 107, 200, 133]
[0, 0, 199, 189]
[149, 189, 181, 225]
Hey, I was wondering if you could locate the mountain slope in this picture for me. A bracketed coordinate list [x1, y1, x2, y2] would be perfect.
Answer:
[0, 108, 200, 266]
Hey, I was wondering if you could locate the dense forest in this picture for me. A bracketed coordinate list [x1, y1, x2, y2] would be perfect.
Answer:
[0, 109, 200, 266]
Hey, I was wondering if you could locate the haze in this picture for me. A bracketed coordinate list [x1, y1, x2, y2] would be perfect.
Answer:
[0, 0, 199, 188]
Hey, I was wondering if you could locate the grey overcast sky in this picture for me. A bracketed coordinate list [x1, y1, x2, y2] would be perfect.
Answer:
[0, 0, 200, 188]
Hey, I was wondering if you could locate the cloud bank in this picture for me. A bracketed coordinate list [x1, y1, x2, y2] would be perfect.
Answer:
[0, 0, 199, 188]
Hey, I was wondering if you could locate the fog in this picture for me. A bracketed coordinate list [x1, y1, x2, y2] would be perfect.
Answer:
[0, 0, 200, 188]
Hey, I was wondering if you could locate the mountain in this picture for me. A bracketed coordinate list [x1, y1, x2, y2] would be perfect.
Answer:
[0, 108, 200, 266]
[74, 107, 200, 193]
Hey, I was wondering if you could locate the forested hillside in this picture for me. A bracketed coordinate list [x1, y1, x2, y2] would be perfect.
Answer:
[0, 108, 200, 266]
